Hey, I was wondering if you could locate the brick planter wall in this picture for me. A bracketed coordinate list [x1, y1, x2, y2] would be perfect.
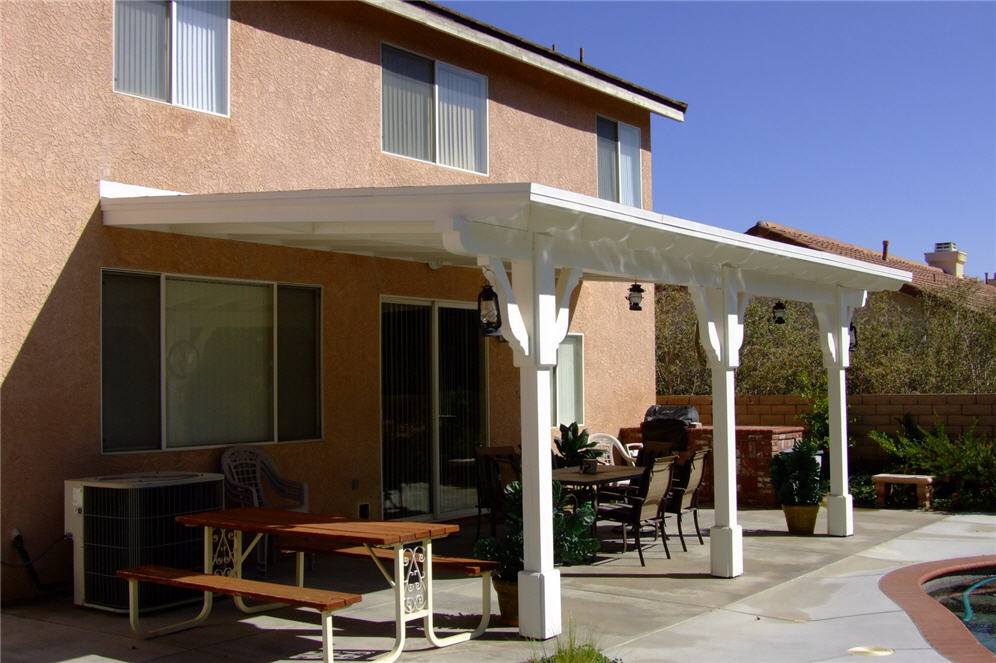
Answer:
[656, 394, 996, 472]
[618, 425, 804, 507]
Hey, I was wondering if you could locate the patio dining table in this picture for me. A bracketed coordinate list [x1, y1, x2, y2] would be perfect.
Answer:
[175, 506, 466, 663]
[551, 464, 645, 489]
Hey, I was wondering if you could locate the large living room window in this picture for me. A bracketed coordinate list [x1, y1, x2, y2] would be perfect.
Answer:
[101, 271, 321, 452]
[596, 116, 641, 206]
[113, 0, 229, 115]
[381, 44, 488, 174]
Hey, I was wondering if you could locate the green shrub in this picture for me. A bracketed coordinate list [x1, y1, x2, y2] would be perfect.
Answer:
[870, 420, 996, 511]
[849, 474, 878, 507]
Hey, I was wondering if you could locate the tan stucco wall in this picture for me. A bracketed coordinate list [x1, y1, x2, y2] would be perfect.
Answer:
[1, 0, 657, 600]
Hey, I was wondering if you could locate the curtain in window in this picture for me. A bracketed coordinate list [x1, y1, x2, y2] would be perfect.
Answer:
[437, 64, 486, 173]
[552, 336, 584, 426]
[618, 123, 641, 207]
[114, 0, 170, 102]
[101, 272, 162, 452]
[277, 286, 321, 442]
[174, 0, 228, 114]
[165, 278, 273, 447]
[596, 117, 619, 203]
[382, 46, 434, 162]
[381, 303, 433, 518]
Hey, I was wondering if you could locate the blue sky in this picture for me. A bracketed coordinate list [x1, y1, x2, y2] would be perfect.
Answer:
[444, 1, 996, 279]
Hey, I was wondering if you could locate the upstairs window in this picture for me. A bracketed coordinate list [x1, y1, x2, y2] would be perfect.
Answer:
[382, 44, 488, 174]
[114, 0, 229, 115]
[597, 116, 641, 206]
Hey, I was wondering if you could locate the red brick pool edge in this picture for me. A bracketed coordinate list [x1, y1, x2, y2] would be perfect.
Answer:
[879, 555, 996, 663]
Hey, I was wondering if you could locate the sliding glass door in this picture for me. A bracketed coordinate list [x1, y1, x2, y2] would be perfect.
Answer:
[381, 300, 486, 520]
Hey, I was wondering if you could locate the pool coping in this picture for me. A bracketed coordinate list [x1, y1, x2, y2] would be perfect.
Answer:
[879, 555, 996, 663]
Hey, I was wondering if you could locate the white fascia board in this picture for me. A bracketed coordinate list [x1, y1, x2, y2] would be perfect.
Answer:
[523, 184, 912, 292]
[362, 0, 684, 121]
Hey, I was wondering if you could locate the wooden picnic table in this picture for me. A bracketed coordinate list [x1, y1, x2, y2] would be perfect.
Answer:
[175, 507, 469, 663]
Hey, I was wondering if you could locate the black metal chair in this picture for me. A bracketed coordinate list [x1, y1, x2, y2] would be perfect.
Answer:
[664, 449, 710, 551]
[596, 455, 677, 566]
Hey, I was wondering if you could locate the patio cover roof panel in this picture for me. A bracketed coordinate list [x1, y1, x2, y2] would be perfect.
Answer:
[99, 182, 912, 299]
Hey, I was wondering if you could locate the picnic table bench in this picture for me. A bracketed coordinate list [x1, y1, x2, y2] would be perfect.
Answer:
[871, 473, 936, 509]
[279, 537, 499, 638]
[117, 564, 361, 663]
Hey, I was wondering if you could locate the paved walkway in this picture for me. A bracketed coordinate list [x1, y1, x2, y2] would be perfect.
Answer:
[3, 508, 994, 663]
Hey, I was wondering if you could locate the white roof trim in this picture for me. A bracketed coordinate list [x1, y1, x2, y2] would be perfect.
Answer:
[362, 0, 685, 122]
[100, 182, 911, 302]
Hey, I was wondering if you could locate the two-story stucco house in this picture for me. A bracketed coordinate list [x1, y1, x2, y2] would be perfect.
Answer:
[2, 0, 910, 639]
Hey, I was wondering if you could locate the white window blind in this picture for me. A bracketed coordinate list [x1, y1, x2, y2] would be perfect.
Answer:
[114, 0, 170, 102]
[382, 45, 488, 173]
[551, 334, 584, 427]
[597, 116, 641, 206]
[174, 1, 228, 114]
[114, 0, 229, 115]
[437, 63, 487, 173]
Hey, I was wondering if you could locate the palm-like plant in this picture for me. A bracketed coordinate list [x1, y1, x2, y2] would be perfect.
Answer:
[554, 422, 603, 467]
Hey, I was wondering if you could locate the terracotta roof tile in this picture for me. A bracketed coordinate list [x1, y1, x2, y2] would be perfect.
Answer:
[745, 221, 996, 308]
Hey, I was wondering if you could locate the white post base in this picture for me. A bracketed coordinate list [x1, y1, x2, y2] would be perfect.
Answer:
[710, 525, 744, 578]
[826, 493, 854, 537]
[518, 568, 561, 640]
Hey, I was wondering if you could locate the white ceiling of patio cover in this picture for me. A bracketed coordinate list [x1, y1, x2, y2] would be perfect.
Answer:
[100, 182, 911, 301]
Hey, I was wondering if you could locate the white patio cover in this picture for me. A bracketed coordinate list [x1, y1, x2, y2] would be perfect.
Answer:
[101, 181, 912, 639]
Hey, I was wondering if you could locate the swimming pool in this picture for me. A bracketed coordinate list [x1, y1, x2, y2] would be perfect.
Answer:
[879, 555, 996, 663]
[922, 566, 996, 654]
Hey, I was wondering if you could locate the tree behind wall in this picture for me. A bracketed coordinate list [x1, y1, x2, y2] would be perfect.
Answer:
[655, 282, 996, 395]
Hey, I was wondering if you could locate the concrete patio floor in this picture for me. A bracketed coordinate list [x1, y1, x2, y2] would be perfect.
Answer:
[3, 507, 994, 663]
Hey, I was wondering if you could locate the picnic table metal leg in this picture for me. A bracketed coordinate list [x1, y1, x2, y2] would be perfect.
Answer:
[124, 576, 214, 638]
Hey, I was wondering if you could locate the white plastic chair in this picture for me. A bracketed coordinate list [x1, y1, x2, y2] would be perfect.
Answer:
[588, 433, 638, 467]
[221, 445, 309, 574]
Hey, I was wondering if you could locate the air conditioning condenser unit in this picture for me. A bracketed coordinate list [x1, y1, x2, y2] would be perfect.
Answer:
[64, 471, 223, 612]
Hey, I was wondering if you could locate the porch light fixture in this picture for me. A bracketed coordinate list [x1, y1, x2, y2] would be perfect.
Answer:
[477, 284, 502, 337]
[849, 322, 858, 351]
[772, 301, 786, 325]
[626, 283, 645, 311]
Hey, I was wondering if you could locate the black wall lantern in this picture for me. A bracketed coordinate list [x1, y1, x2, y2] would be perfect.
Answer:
[772, 301, 787, 325]
[849, 322, 858, 351]
[627, 283, 645, 311]
[477, 284, 502, 337]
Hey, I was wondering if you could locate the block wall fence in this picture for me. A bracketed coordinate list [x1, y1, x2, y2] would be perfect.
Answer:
[655, 393, 996, 471]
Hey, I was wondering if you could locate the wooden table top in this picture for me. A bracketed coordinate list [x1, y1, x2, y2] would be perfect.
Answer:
[551, 465, 645, 487]
[176, 507, 459, 546]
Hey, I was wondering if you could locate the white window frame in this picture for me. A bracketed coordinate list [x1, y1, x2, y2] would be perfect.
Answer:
[551, 333, 585, 427]
[597, 115, 642, 207]
[100, 269, 321, 453]
[380, 43, 489, 175]
[112, 0, 231, 117]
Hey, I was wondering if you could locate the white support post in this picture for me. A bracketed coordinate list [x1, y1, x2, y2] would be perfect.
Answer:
[689, 271, 746, 578]
[815, 288, 866, 537]
[482, 239, 576, 640]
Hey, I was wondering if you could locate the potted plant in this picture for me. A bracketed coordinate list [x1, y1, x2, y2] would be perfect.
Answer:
[473, 479, 598, 625]
[770, 438, 823, 535]
[554, 422, 603, 468]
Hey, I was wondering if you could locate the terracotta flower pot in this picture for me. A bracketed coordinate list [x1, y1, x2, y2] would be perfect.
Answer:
[782, 504, 820, 535]
[492, 578, 518, 626]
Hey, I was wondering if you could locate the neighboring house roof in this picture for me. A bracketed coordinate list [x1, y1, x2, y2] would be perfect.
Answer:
[365, 0, 688, 121]
[745, 220, 996, 309]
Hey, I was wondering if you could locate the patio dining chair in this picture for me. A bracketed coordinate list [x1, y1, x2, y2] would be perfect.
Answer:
[474, 445, 521, 538]
[595, 455, 677, 566]
[664, 448, 710, 551]
[220, 445, 309, 574]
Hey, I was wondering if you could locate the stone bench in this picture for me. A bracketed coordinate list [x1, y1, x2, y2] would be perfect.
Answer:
[871, 473, 936, 509]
